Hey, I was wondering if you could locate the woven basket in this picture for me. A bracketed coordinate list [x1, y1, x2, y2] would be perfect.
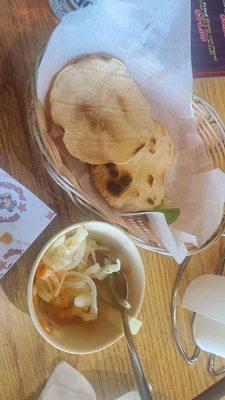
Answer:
[27, 46, 225, 257]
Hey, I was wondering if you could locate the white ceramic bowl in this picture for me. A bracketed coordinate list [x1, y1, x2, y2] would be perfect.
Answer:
[27, 221, 145, 354]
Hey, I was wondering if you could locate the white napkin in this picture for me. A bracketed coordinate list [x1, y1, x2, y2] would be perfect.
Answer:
[38, 362, 96, 400]
[38, 362, 146, 400]
[183, 274, 225, 357]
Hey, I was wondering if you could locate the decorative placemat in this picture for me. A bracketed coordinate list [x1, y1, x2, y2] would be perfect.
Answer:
[0, 168, 56, 278]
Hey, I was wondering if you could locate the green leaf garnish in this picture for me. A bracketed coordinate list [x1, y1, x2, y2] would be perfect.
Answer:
[153, 207, 180, 225]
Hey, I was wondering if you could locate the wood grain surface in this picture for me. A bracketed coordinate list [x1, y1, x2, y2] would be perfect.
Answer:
[0, 1, 225, 399]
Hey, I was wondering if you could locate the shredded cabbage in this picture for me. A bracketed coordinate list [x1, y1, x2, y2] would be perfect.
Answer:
[66, 271, 98, 320]
[47, 235, 65, 253]
[85, 263, 101, 277]
[35, 278, 55, 302]
[74, 293, 92, 308]
[34, 226, 139, 326]
[64, 239, 87, 270]
[54, 273, 66, 297]
[42, 226, 88, 271]
[94, 258, 121, 280]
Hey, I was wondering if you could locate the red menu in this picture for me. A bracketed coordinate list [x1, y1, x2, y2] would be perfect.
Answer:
[192, 0, 225, 77]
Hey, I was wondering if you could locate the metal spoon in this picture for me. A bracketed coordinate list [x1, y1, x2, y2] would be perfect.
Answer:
[109, 271, 154, 400]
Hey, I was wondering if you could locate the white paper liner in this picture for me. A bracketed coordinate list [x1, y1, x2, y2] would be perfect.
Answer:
[36, 0, 225, 262]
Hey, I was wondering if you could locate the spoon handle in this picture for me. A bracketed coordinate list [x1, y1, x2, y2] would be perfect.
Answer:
[122, 310, 154, 400]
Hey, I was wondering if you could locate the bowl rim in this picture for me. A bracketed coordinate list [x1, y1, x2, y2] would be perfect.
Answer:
[27, 220, 145, 354]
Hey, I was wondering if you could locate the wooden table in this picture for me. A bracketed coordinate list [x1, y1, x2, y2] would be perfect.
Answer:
[0, 2, 225, 399]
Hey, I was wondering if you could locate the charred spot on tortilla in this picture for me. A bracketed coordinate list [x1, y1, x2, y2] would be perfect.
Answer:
[119, 174, 132, 188]
[149, 137, 156, 153]
[147, 198, 154, 205]
[148, 175, 154, 186]
[79, 105, 113, 133]
[105, 163, 119, 178]
[106, 180, 124, 196]
[109, 169, 119, 179]
[106, 173, 132, 197]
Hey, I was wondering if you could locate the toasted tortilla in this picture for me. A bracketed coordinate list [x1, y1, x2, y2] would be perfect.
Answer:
[50, 56, 152, 164]
[90, 121, 173, 211]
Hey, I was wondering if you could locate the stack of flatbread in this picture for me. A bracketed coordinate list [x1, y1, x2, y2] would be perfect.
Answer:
[50, 55, 173, 212]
